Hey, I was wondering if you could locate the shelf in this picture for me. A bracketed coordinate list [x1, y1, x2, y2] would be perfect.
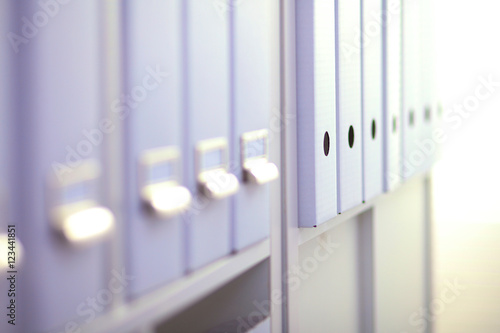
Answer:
[298, 172, 430, 245]
[298, 200, 374, 245]
[81, 239, 271, 333]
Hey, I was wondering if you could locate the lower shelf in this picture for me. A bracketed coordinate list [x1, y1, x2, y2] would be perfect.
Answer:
[81, 239, 271, 333]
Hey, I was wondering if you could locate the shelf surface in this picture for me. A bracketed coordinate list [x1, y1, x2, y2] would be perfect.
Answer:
[81, 239, 271, 333]
[298, 172, 430, 245]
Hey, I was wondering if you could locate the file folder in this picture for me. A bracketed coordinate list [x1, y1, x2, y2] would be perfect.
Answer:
[362, 0, 384, 201]
[336, 0, 363, 212]
[401, 0, 422, 180]
[383, 0, 402, 191]
[296, 0, 338, 227]
[183, 0, 237, 269]
[123, 0, 188, 297]
[419, 0, 437, 173]
[231, 0, 279, 249]
[13, 1, 114, 331]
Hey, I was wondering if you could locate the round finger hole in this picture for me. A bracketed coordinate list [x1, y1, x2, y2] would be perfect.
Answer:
[409, 110, 415, 127]
[425, 106, 431, 122]
[323, 131, 330, 156]
[348, 126, 355, 148]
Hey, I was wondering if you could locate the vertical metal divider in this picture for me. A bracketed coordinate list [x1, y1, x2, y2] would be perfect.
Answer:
[100, 0, 126, 311]
[357, 210, 374, 333]
[399, 0, 405, 182]
[334, 0, 341, 213]
[228, 0, 237, 256]
[281, 0, 301, 331]
[381, 0, 388, 192]
[270, 0, 285, 331]
[423, 175, 434, 333]
[360, 0, 366, 203]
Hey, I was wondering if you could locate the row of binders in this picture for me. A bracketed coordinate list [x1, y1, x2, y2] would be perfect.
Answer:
[297, 0, 441, 227]
[1, 0, 279, 332]
[0, 0, 440, 331]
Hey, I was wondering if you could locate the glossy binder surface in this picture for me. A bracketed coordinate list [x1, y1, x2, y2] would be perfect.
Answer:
[123, 0, 185, 297]
[383, 0, 403, 191]
[336, 0, 363, 212]
[13, 1, 109, 331]
[419, 0, 438, 172]
[183, 0, 232, 269]
[362, 0, 384, 201]
[296, 0, 338, 227]
[402, 0, 422, 180]
[231, 0, 279, 248]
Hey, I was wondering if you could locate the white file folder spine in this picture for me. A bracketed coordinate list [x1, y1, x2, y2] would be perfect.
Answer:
[383, 0, 403, 191]
[123, 0, 185, 297]
[231, 0, 279, 248]
[13, 1, 110, 331]
[336, 0, 363, 212]
[362, 0, 384, 201]
[419, 0, 437, 173]
[401, 0, 422, 180]
[296, 0, 338, 227]
[183, 0, 233, 269]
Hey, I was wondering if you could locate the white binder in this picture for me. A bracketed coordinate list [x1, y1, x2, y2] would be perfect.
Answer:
[402, 0, 422, 180]
[296, 0, 338, 227]
[231, 0, 279, 249]
[123, 0, 186, 297]
[13, 1, 113, 331]
[383, 0, 403, 191]
[336, 0, 363, 212]
[183, 0, 236, 270]
[419, 0, 438, 173]
[362, 0, 384, 201]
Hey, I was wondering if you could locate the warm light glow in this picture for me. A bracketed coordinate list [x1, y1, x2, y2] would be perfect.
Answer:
[432, 1, 500, 331]
[433, 0, 500, 224]
[150, 185, 192, 217]
[245, 159, 279, 185]
[63, 206, 114, 243]
[201, 169, 239, 199]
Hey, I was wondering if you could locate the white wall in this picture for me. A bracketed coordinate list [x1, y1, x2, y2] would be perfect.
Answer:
[297, 178, 428, 333]
[432, 1, 500, 332]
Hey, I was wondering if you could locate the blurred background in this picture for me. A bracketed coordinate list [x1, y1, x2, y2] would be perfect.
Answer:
[433, 0, 500, 331]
